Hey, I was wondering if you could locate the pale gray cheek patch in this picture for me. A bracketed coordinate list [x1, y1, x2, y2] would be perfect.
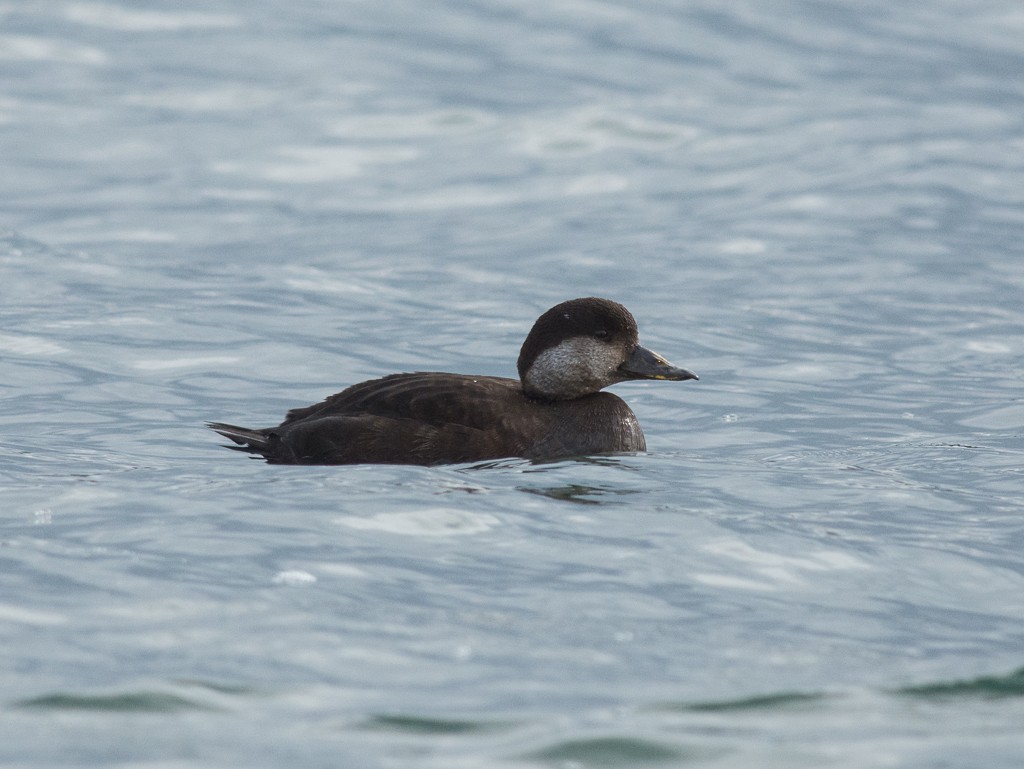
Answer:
[523, 338, 621, 399]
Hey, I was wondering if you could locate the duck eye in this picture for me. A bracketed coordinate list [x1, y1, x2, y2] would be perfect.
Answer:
[594, 329, 609, 340]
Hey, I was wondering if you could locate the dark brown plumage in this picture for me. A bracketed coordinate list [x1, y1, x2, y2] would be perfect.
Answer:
[208, 298, 697, 465]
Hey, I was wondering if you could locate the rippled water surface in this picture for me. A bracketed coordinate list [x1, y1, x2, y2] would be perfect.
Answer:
[3, 1, 1024, 767]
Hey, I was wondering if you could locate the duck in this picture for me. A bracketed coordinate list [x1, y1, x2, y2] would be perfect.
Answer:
[207, 297, 697, 465]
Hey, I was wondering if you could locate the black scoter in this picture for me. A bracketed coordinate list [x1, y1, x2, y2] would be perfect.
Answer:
[208, 297, 697, 465]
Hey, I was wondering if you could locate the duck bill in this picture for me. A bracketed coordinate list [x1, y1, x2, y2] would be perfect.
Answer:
[618, 345, 698, 382]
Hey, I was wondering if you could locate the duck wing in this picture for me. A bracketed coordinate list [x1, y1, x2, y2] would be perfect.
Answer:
[264, 373, 539, 465]
[279, 372, 522, 430]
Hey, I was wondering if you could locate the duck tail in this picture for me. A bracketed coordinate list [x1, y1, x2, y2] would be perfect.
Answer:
[206, 422, 271, 453]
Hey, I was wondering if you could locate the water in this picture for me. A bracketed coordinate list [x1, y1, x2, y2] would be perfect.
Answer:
[2, 1, 1024, 766]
